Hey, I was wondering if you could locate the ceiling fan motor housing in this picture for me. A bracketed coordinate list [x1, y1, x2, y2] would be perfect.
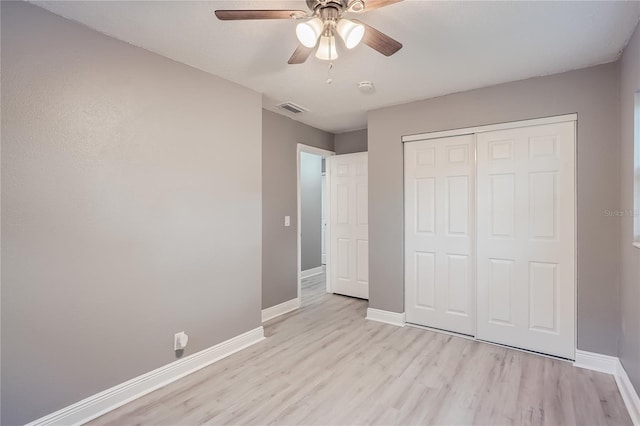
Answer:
[307, 0, 349, 15]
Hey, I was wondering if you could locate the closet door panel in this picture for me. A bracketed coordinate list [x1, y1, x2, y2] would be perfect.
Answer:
[405, 134, 476, 335]
[476, 121, 575, 359]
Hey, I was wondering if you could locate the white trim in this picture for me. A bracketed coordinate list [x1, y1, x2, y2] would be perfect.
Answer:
[300, 266, 324, 279]
[25, 327, 265, 426]
[633, 91, 639, 248]
[297, 144, 335, 301]
[297, 144, 335, 158]
[325, 154, 333, 294]
[366, 308, 406, 327]
[573, 121, 578, 358]
[402, 113, 578, 142]
[573, 349, 618, 374]
[326, 151, 368, 158]
[573, 350, 640, 425]
[261, 298, 301, 323]
[616, 359, 640, 426]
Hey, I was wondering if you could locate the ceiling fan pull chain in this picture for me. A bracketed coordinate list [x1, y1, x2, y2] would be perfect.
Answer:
[326, 62, 334, 84]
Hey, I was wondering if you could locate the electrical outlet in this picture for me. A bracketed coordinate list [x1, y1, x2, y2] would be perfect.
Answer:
[174, 331, 189, 351]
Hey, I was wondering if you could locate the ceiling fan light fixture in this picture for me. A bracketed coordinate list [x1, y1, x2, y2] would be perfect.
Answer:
[315, 35, 339, 60]
[336, 19, 365, 49]
[296, 18, 323, 48]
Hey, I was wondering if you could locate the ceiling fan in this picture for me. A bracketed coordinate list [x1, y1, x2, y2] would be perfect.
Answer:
[215, 0, 403, 64]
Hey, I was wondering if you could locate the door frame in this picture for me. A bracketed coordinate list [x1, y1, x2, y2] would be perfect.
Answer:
[402, 113, 578, 142]
[297, 144, 335, 300]
[401, 113, 578, 357]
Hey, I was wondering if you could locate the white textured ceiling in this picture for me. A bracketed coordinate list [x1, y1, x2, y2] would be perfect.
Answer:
[32, 1, 640, 133]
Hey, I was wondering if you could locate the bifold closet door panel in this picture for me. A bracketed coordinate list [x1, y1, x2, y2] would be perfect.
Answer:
[476, 121, 576, 359]
[404, 134, 476, 335]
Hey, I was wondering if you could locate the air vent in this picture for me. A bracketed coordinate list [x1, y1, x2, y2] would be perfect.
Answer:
[278, 102, 309, 114]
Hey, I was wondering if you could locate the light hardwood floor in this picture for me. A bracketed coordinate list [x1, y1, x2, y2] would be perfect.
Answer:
[90, 273, 632, 425]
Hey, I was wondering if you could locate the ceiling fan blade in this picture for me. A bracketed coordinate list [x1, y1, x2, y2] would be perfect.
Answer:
[288, 44, 314, 64]
[214, 10, 307, 20]
[352, 19, 402, 56]
[363, 0, 403, 11]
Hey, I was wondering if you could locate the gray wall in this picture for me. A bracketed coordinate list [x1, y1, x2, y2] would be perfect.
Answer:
[618, 21, 640, 394]
[368, 62, 621, 356]
[335, 129, 368, 154]
[300, 152, 323, 271]
[262, 110, 334, 309]
[1, 2, 262, 424]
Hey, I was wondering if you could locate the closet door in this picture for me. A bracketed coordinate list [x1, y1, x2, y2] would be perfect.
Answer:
[327, 153, 368, 299]
[476, 121, 575, 359]
[405, 135, 475, 335]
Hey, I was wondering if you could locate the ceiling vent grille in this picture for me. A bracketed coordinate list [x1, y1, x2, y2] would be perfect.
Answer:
[278, 102, 308, 114]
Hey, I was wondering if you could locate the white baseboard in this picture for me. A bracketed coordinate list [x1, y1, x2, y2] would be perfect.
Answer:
[300, 266, 324, 279]
[616, 359, 640, 426]
[366, 308, 406, 327]
[574, 350, 640, 425]
[574, 349, 619, 374]
[26, 326, 265, 426]
[262, 298, 300, 323]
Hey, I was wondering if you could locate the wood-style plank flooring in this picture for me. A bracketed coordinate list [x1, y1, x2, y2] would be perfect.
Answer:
[90, 273, 632, 425]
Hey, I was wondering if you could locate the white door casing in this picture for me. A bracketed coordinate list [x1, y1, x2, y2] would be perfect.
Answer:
[404, 135, 476, 335]
[321, 174, 327, 265]
[327, 153, 369, 299]
[476, 121, 576, 359]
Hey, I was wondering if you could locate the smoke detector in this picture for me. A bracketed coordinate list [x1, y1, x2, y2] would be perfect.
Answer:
[357, 81, 375, 93]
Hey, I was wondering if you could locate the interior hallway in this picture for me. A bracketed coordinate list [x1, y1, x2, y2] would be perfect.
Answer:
[89, 272, 632, 426]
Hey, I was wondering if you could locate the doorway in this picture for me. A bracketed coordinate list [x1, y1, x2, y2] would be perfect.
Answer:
[297, 144, 335, 301]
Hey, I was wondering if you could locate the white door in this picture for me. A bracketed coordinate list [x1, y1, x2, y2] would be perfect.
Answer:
[321, 174, 327, 265]
[476, 121, 575, 359]
[405, 135, 476, 335]
[327, 153, 368, 299]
